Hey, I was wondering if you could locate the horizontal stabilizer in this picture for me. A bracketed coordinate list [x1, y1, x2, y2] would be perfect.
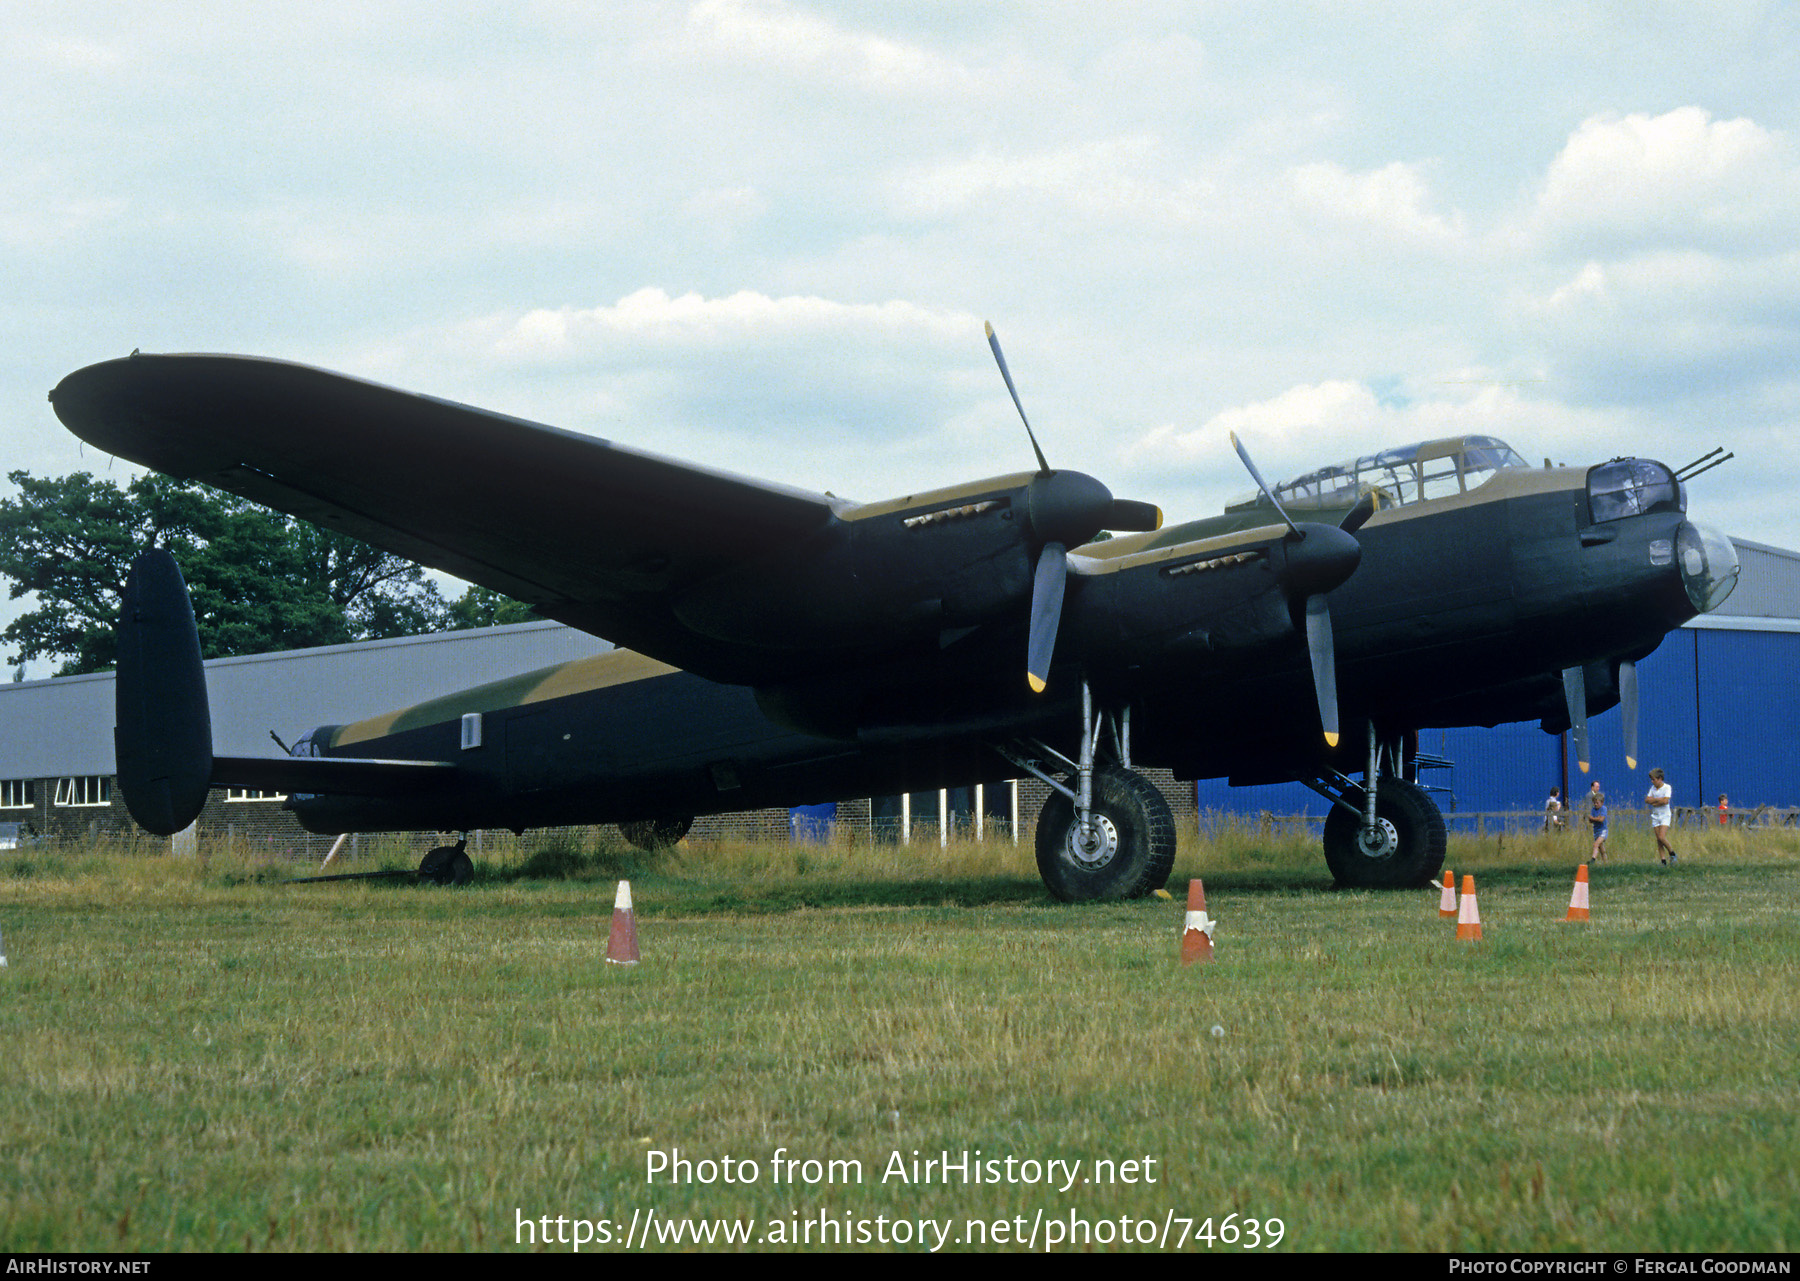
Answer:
[211, 755, 460, 798]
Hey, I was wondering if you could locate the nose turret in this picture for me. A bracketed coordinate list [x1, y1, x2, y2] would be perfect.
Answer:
[1676, 522, 1740, 615]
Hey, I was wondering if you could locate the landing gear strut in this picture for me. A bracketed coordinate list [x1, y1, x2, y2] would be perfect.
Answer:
[1304, 725, 1445, 888]
[997, 682, 1176, 901]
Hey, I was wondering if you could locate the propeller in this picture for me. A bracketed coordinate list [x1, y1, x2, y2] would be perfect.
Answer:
[1230, 431, 1364, 747]
[1561, 665, 1591, 774]
[1027, 543, 1067, 694]
[1303, 594, 1340, 747]
[987, 322, 1050, 476]
[1620, 659, 1639, 771]
[986, 323, 1163, 691]
[1562, 659, 1640, 773]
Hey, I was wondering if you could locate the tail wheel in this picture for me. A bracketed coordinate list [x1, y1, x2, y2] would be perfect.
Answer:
[1322, 776, 1445, 888]
[1035, 768, 1177, 902]
[618, 816, 693, 850]
[419, 842, 473, 886]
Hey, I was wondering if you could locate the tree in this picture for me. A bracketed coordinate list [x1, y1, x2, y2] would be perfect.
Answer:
[0, 471, 528, 675]
[443, 585, 541, 631]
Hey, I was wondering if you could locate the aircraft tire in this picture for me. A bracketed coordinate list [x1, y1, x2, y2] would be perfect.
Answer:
[1322, 777, 1446, 888]
[1035, 768, 1177, 902]
[618, 816, 693, 850]
[419, 843, 473, 886]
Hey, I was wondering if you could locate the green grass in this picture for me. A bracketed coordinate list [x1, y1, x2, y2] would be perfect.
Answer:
[1, 823, 1796, 1252]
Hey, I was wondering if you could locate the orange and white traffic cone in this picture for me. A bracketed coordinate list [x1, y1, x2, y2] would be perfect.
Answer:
[1181, 879, 1215, 965]
[1455, 874, 1483, 940]
[1438, 870, 1458, 919]
[606, 880, 640, 965]
[1565, 864, 1590, 922]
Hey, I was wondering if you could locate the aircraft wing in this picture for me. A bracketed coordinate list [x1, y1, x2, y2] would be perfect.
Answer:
[51, 352, 843, 683]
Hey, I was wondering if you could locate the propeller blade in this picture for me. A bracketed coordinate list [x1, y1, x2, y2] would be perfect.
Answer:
[1340, 490, 1379, 534]
[1230, 431, 1300, 537]
[1561, 665, 1590, 774]
[985, 322, 1051, 475]
[1106, 498, 1163, 532]
[1026, 541, 1067, 693]
[1304, 593, 1340, 747]
[1620, 659, 1639, 771]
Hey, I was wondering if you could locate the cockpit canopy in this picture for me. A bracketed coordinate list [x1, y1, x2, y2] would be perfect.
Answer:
[1227, 435, 1532, 515]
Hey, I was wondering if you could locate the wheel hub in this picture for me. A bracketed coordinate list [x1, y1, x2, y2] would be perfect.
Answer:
[1354, 816, 1399, 860]
[1067, 813, 1120, 867]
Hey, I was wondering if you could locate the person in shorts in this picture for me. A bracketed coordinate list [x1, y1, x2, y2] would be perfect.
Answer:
[1647, 768, 1676, 864]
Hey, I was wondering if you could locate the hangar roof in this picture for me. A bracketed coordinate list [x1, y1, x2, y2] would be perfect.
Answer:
[1689, 538, 1800, 631]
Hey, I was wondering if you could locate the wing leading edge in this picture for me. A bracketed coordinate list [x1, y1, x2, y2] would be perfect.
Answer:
[51, 352, 841, 683]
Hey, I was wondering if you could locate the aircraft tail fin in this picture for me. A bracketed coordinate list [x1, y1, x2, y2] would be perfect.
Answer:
[115, 547, 214, 835]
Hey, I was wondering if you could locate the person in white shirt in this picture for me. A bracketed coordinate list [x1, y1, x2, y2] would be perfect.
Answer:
[1646, 767, 1676, 865]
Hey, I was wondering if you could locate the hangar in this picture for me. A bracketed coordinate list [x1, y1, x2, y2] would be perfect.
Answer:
[1, 538, 1793, 852]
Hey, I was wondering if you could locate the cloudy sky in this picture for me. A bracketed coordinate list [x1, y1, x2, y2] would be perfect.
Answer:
[6, 2, 1798, 659]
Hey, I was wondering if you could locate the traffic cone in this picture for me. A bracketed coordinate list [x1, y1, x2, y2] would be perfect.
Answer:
[1455, 874, 1483, 940]
[1438, 870, 1458, 918]
[606, 880, 640, 966]
[1181, 879, 1215, 965]
[1565, 864, 1590, 922]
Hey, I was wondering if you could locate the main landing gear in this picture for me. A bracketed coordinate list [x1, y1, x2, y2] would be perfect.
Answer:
[996, 683, 1175, 902]
[1302, 726, 1446, 888]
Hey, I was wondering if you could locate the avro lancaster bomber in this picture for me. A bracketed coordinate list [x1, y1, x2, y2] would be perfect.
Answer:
[51, 330, 1740, 897]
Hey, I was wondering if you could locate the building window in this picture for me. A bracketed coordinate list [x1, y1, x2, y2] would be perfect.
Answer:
[54, 776, 112, 807]
[1, 779, 33, 808]
[225, 788, 288, 802]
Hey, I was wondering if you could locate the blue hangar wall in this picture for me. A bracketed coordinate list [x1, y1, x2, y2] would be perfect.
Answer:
[1194, 619, 1800, 825]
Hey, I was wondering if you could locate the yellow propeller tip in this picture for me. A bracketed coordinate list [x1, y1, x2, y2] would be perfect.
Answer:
[1578, 761, 1590, 773]
[1028, 673, 1046, 694]
[984, 320, 994, 337]
[1626, 757, 1637, 770]
[1323, 731, 1339, 748]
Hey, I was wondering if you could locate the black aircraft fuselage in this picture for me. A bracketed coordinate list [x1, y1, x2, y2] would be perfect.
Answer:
[281, 458, 1717, 838]
[55, 351, 1740, 896]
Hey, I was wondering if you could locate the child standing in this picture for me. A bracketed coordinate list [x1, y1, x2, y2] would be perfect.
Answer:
[1587, 781, 1608, 863]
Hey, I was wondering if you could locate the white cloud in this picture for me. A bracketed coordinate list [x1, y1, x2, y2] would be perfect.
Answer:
[1501, 109, 1800, 410]
[1518, 250, 1800, 404]
[1527, 108, 1798, 253]
[676, 0, 980, 96]
[1288, 161, 1464, 246]
[1126, 379, 1628, 481]
[888, 137, 1220, 225]
[471, 287, 977, 362]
